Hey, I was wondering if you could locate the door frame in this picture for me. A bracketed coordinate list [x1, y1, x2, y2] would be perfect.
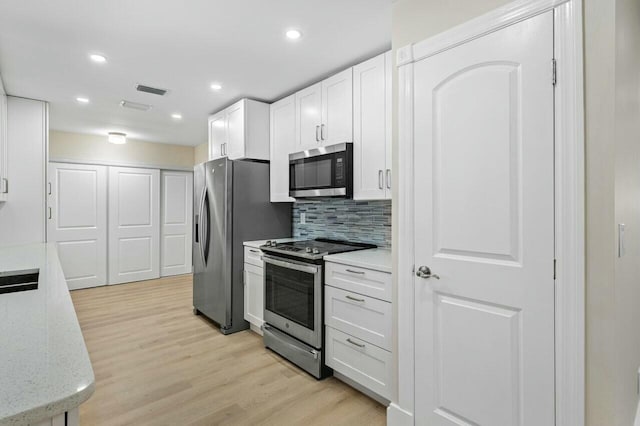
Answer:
[391, 0, 585, 425]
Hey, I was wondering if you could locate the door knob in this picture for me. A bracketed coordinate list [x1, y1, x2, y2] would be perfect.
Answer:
[416, 266, 440, 279]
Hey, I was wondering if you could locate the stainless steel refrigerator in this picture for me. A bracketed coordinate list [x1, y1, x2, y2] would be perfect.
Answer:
[193, 158, 291, 334]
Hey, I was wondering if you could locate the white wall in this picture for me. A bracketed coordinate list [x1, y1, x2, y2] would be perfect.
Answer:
[49, 130, 197, 169]
[0, 97, 47, 247]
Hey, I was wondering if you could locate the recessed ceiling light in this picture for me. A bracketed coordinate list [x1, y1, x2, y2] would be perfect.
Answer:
[90, 54, 107, 63]
[171, 113, 182, 120]
[285, 29, 302, 40]
[210, 83, 222, 91]
[76, 97, 90, 104]
[107, 132, 127, 144]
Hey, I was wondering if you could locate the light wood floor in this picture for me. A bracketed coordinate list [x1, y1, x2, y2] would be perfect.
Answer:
[71, 275, 386, 426]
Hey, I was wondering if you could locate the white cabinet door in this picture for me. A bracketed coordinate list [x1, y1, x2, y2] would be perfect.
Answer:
[244, 263, 264, 328]
[270, 95, 295, 202]
[226, 100, 246, 160]
[208, 111, 227, 160]
[295, 82, 322, 150]
[412, 12, 555, 426]
[0, 81, 7, 202]
[47, 163, 107, 289]
[353, 53, 387, 200]
[321, 68, 353, 145]
[384, 50, 392, 199]
[160, 171, 193, 277]
[108, 167, 160, 285]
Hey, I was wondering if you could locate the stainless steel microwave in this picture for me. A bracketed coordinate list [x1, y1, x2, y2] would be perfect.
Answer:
[289, 143, 353, 198]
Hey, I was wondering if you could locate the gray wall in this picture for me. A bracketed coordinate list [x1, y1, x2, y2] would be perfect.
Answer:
[292, 199, 391, 248]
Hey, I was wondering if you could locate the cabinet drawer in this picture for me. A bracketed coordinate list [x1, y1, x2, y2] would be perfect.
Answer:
[325, 262, 391, 302]
[325, 285, 392, 350]
[325, 326, 392, 400]
[244, 246, 263, 267]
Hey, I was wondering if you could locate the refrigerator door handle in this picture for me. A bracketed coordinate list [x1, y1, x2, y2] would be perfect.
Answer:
[198, 187, 207, 266]
[202, 189, 211, 265]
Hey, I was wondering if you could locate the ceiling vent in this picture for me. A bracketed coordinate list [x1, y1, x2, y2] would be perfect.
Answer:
[120, 100, 152, 111]
[136, 84, 168, 96]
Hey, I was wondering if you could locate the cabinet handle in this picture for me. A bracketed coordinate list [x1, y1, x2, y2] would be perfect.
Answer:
[222, 143, 227, 156]
[345, 269, 365, 275]
[346, 338, 365, 348]
[321, 124, 326, 141]
[315, 125, 320, 142]
[378, 170, 383, 189]
[386, 169, 391, 189]
[345, 295, 365, 302]
[249, 249, 259, 253]
[48, 207, 52, 220]
[48, 182, 51, 195]
[1, 178, 7, 194]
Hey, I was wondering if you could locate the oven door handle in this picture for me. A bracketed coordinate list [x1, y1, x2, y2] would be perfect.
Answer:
[261, 255, 320, 275]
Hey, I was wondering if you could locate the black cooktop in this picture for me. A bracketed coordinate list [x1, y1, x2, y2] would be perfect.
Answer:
[260, 238, 376, 261]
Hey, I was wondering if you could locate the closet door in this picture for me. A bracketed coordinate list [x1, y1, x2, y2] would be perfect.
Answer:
[161, 171, 193, 277]
[108, 167, 160, 285]
[47, 162, 107, 289]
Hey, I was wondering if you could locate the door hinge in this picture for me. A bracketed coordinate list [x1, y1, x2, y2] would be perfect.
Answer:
[552, 59, 557, 86]
[553, 259, 557, 280]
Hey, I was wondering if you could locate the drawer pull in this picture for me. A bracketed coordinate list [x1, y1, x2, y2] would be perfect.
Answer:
[249, 249, 259, 253]
[345, 295, 365, 302]
[346, 338, 365, 348]
[345, 269, 365, 275]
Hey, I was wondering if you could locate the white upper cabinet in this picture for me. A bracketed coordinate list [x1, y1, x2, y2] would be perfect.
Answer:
[295, 70, 353, 151]
[353, 51, 392, 200]
[0, 78, 7, 202]
[208, 111, 226, 160]
[321, 68, 353, 145]
[207, 99, 270, 161]
[270, 95, 296, 202]
[295, 83, 322, 151]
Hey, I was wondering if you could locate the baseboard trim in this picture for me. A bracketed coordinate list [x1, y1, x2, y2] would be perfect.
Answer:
[387, 403, 413, 426]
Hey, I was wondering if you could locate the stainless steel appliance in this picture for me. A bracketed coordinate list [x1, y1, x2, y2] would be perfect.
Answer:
[289, 143, 353, 198]
[193, 158, 291, 334]
[260, 239, 375, 378]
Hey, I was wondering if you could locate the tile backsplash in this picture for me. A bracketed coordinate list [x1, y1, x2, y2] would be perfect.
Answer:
[292, 199, 391, 248]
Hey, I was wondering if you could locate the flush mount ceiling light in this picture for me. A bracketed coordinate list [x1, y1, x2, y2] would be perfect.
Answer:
[76, 97, 89, 104]
[107, 132, 127, 144]
[210, 83, 222, 91]
[89, 54, 107, 63]
[285, 29, 302, 40]
[171, 113, 182, 120]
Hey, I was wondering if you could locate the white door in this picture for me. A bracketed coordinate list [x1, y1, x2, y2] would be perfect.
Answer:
[243, 263, 264, 327]
[270, 94, 295, 202]
[208, 111, 226, 160]
[413, 12, 554, 426]
[47, 163, 107, 289]
[321, 68, 352, 145]
[226, 100, 246, 160]
[295, 82, 322, 150]
[108, 167, 160, 285]
[353, 53, 388, 200]
[160, 171, 193, 277]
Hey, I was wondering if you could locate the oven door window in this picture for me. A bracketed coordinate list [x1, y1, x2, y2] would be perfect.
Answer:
[265, 263, 315, 330]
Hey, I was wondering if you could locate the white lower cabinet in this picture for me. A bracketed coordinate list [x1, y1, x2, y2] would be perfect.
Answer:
[325, 326, 393, 400]
[33, 407, 79, 426]
[324, 259, 393, 401]
[244, 246, 265, 333]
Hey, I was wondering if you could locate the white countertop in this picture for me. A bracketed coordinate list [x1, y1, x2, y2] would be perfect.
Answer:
[243, 237, 302, 249]
[0, 244, 95, 426]
[323, 248, 392, 274]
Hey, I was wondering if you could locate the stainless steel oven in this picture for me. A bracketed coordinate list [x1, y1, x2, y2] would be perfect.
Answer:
[262, 254, 322, 349]
[289, 142, 353, 198]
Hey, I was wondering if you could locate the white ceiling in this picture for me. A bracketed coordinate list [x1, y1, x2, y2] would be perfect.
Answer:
[0, 0, 391, 146]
